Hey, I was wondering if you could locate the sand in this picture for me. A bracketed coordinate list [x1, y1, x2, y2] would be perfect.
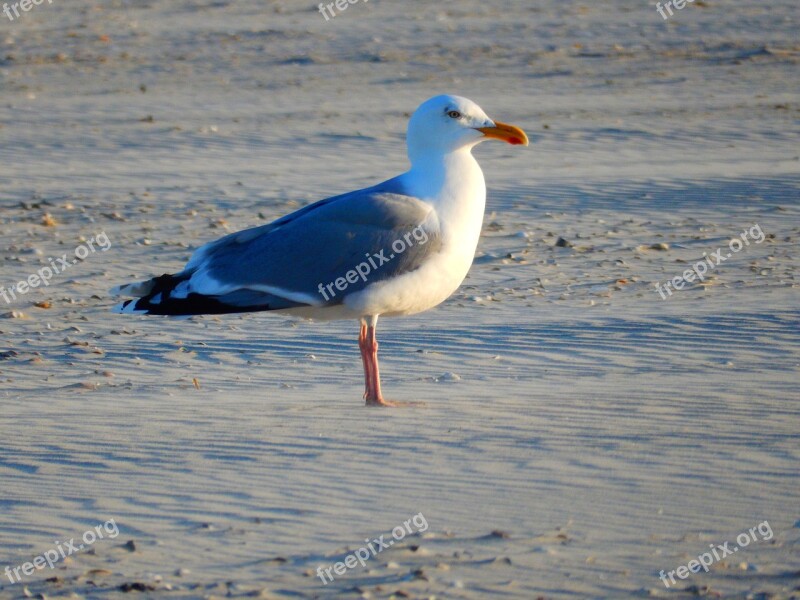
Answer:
[0, 0, 798, 598]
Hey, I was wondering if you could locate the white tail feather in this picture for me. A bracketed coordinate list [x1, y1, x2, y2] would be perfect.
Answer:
[109, 279, 156, 297]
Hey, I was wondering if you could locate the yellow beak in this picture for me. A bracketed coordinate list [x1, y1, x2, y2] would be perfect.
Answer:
[476, 121, 529, 146]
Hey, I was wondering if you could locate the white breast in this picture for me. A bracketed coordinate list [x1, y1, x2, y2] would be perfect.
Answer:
[345, 148, 487, 318]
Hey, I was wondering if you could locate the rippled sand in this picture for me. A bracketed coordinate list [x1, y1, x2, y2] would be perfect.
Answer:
[1, 1, 798, 598]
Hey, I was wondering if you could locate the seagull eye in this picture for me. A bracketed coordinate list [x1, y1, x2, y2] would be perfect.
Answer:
[447, 110, 462, 119]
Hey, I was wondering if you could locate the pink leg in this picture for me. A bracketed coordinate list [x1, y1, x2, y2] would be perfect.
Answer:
[364, 324, 386, 405]
[357, 318, 422, 407]
[358, 320, 391, 406]
[358, 323, 372, 400]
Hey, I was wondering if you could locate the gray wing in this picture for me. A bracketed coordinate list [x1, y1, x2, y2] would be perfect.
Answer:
[180, 180, 443, 307]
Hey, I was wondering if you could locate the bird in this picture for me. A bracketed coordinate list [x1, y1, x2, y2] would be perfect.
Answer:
[111, 94, 528, 406]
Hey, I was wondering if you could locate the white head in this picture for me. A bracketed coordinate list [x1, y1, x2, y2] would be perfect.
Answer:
[406, 94, 528, 165]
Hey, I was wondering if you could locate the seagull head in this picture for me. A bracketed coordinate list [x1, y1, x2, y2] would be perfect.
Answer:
[406, 94, 528, 163]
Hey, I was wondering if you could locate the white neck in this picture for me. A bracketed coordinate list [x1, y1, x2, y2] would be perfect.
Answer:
[400, 147, 487, 243]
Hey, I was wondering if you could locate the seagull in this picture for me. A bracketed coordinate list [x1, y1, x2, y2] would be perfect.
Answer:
[111, 94, 528, 406]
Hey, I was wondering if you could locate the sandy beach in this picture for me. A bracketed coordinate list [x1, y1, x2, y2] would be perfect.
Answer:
[1, 0, 798, 598]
